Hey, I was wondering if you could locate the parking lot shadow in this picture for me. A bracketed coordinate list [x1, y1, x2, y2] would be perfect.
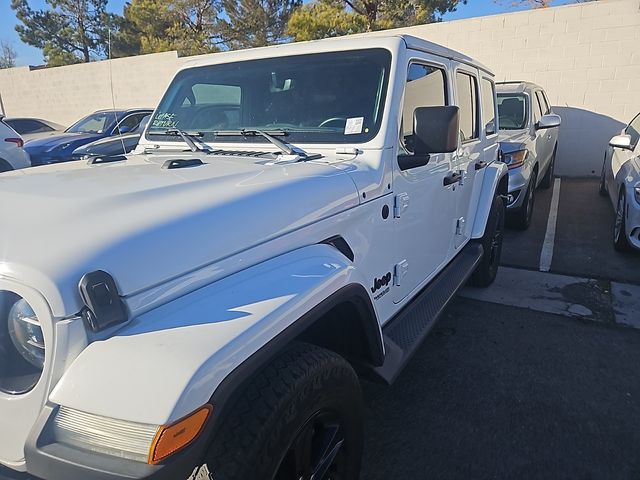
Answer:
[553, 107, 625, 177]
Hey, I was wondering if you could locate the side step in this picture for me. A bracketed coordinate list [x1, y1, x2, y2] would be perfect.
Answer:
[365, 242, 484, 385]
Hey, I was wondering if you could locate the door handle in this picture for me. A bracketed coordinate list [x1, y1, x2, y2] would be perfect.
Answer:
[443, 172, 462, 186]
[475, 161, 488, 170]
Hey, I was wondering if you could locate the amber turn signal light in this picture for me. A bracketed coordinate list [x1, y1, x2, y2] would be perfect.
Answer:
[148, 404, 212, 464]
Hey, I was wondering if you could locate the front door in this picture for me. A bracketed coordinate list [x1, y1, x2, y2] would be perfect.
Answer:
[393, 57, 457, 303]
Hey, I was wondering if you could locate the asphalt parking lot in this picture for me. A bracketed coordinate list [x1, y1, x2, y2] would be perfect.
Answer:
[361, 177, 640, 479]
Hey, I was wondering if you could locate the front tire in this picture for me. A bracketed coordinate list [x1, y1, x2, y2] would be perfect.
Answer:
[613, 188, 631, 252]
[205, 343, 363, 480]
[510, 170, 537, 230]
[471, 193, 505, 287]
[540, 146, 556, 190]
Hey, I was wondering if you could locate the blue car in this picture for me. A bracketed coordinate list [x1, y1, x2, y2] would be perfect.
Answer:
[25, 108, 152, 166]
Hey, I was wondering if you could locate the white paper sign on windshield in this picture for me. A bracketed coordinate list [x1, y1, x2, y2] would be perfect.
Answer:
[344, 117, 364, 135]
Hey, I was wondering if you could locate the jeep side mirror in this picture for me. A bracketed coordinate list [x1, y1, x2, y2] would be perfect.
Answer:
[398, 106, 460, 171]
[117, 126, 132, 134]
[609, 134, 632, 150]
[413, 106, 460, 155]
[536, 114, 561, 130]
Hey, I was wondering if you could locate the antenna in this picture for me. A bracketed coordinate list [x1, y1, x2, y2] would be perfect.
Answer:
[108, 29, 128, 157]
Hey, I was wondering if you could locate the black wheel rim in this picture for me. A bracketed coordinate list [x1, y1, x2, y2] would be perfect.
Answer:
[275, 410, 346, 480]
[525, 176, 536, 223]
[614, 193, 625, 241]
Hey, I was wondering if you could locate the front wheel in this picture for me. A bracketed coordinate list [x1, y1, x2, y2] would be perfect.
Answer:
[613, 188, 631, 252]
[509, 170, 537, 230]
[470, 193, 506, 287]
[204, 343, 363, 480]
[540, 146, 556, 189]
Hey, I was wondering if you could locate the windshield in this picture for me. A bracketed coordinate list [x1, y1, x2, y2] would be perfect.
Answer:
[67, 111, 120, 134]
[147, 49, 391, 144]
[497, 94, 528, 130]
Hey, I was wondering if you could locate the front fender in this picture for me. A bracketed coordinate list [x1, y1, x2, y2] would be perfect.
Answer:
[471, 161, 508, 239]
[49, 244, 377, 426]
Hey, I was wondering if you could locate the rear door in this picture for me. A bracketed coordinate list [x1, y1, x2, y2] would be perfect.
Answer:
[450, 64, 484, 250]
[392, 56, 457, 303]
[535, 90, 555, 168]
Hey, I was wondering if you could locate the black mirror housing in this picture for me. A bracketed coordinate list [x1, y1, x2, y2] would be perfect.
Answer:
[412, 106, 460, 155]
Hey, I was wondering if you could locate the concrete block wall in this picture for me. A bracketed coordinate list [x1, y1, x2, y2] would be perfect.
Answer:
[0, 51, 189, 126]
[0, 0, 638, 176]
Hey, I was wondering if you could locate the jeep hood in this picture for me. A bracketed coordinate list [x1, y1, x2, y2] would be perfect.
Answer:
[0, 153, 359, 316]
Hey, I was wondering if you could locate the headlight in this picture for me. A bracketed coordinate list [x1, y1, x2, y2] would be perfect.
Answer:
[0, 292, 45, 394]
[502, 149, 528, 170]
[8, 298, 45, 369]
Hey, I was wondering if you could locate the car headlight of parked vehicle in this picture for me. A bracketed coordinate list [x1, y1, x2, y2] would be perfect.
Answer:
[502, 149, 528, 170]
[0, 291, 45, 394]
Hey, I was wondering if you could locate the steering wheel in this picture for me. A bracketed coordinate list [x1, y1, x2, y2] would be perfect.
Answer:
[318, 117, 347, 128]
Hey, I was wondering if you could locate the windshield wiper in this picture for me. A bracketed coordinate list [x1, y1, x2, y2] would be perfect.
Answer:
[148, 129, 212, 153]
[214, 129, 315, 159]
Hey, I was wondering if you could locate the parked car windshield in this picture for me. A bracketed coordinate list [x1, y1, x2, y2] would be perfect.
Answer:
[66, 112, 119, 134]
[147, 49, 392, 144]
[497, 94, 528, 130]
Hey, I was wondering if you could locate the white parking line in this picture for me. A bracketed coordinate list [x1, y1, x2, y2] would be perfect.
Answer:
[539, 178, 561, 272]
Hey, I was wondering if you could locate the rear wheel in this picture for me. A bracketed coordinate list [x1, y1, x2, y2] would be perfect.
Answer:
[613, 188, 631, 252]
[205, 342, 363, 480]
[540, 145, 556, 189]
[510, 170, 537, 230]
[470, 193, 505, 287]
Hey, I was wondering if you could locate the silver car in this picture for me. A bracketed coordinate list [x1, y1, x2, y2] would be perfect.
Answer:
[599, 112, 640, 251]
[497, 81, 561, 229]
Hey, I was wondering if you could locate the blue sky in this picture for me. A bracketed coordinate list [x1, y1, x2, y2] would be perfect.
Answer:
[1, 0, 579, 66]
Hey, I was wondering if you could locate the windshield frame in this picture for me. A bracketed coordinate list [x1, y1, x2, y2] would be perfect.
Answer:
[145, 48, 393, 146]
[497, 92, 529, 131]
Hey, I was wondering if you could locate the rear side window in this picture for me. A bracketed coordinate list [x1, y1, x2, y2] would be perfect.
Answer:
[400, 63, 447, 154]
[6, 119, 52, 134]
[480, 79, 496, 135]
[535, 91, 550, 115]
[117, 113, 148, 133]
[456, 72, 479, 142]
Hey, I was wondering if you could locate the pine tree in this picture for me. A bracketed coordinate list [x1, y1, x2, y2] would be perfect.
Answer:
[11, 0, 117, 66]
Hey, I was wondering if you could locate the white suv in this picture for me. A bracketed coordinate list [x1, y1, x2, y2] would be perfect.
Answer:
[497, 82, 561, 229]
[0, 116, 31, 172]
[0, 34, 507, 480]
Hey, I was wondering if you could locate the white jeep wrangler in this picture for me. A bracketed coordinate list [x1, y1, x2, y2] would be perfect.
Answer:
[0, 34, 507, 480]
